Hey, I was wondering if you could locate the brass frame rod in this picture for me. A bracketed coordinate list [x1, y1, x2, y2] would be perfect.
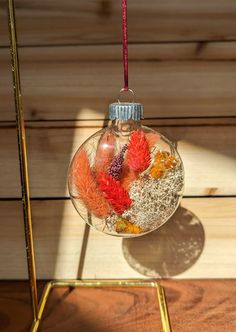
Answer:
[7, 0, 38, 320]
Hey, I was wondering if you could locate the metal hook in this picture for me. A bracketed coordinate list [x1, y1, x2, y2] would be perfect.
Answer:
[118, 88, 135, 103]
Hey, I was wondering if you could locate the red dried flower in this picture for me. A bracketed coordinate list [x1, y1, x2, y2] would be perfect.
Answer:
[97, 173, 132, 214]
[127, 130, 151, 172]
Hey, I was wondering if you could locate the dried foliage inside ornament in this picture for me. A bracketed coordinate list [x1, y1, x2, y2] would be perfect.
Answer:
[68, 126, 184, 237]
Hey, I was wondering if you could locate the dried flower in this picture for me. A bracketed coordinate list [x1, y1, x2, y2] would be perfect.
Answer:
[97, 172, 132, 214]
[71, 148, 111, 218]
[94, 130, 115, 174]
[145, 132, 160, 148]
[127, 130, 151, 172]
[123, 165, 184, 231]
[105, 213, 117, 231]
[164, 156, 178, 169]
[120, 164, 138, 191]
[154, 151, 170, 163]
[150, 150, 178, 179]
[150, 163, 166, 179]
[108, 144, 128, 180]
[115, 217, 143, 234]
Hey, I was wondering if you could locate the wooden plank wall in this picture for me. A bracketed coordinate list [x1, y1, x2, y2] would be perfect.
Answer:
[0, 0, 236, 279]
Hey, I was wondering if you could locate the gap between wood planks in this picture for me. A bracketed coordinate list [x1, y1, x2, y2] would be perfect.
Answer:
[2, 41, 236, 61]
[0, 116, 235, 129]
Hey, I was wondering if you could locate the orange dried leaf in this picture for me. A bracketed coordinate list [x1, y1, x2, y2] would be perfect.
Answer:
[71, 149, 111, 218]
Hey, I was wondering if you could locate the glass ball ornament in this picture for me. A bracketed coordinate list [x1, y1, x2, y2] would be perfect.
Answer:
[68, 102, 184, 237]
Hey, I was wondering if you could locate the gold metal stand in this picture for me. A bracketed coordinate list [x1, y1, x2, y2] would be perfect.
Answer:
[31, 280, 171, 332]
[7, 1, 172, 331]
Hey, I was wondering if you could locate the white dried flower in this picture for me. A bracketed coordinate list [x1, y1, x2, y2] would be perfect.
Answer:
[122, 165, 184, 231]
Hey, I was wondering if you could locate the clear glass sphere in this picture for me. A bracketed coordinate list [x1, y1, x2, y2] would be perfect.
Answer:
[68, 119, 184, 237]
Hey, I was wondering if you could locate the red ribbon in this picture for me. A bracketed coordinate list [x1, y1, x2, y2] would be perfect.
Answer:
[122, 0, 129, 91]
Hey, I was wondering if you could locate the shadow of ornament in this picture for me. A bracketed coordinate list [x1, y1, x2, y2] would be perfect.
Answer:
[122, 206, 205, 277]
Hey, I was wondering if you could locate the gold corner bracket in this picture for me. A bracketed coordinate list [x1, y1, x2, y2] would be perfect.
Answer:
[7, 1, 172, 331]
[30, 279, 171, 332]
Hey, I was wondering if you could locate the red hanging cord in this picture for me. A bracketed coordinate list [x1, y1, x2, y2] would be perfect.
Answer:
[122, 0, 129, 91]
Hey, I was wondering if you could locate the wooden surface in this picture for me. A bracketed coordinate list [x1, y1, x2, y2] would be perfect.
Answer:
[2, 48, 236, 121]
[1, 198, 235, 279]
[0, 0, 236, 279]
[0, 118, 235, 198]
[0, 280, 235, 332]
[1, 0, 236, 46]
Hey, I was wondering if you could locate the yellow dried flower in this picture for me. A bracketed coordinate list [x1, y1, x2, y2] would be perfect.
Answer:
[164, 156, 178, 169]
[154, 151, 170, 163]
[150, 163, 166, 179]
[150, 150, 178, 179]
[115, 217, 143, 234]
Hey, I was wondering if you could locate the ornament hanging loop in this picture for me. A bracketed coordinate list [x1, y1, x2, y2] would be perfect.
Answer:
[118, 88, 135, 103]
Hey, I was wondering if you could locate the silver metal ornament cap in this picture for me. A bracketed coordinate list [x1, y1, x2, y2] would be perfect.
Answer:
[109, 102, 144, 121]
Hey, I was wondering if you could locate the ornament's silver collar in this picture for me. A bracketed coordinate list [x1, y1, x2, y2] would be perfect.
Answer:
[109, 102, 143, 121]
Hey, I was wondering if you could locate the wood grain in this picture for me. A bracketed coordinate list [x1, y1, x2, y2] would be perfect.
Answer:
[40, 286, 163, 332]
[0, 281, 44, 332]
[0, 198, 235, 279]
[3, 41, 236, 62]
[0, 280, 236, 332]
[2, 48, 236, 121]
[0, 119, 235, 198]
[1, 0, 236, 46]
[161, 279, 236, 332]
